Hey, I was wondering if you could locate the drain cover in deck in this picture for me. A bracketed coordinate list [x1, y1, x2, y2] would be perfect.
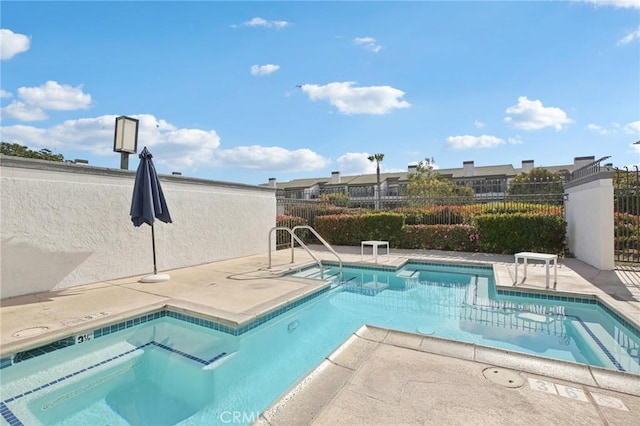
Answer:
[482, 367, 525, 388]
[13, 326, 49, 337]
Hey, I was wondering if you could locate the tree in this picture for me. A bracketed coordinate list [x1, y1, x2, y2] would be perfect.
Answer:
[1, 142, 65, 162]
[319, 192, 350, 207]
[406, 157, 474, 204]
[508, 168, 564, 195]
[368, 153, 384, 209]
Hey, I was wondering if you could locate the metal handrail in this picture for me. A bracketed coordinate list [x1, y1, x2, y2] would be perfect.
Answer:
[566, 156, 611, 183]
[292, 225, 343, 274]
[268, 226, 324, 278]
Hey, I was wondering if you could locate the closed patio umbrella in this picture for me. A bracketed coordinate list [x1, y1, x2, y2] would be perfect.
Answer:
[130, 146, 172, 282]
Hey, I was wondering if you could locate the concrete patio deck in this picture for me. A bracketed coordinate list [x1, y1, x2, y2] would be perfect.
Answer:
[1, 247, 639, 425]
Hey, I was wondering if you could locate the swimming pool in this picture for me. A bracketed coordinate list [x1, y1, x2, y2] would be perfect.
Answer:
[1, 262, 638, 425]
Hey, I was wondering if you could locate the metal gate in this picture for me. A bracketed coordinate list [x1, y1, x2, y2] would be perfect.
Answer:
[614, 166, 640, 264]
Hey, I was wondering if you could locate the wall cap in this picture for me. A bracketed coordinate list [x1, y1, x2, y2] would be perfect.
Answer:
[0, 155, 274, 193]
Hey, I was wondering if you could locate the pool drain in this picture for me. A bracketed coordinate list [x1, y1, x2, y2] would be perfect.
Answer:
[482, 367, 525, 388]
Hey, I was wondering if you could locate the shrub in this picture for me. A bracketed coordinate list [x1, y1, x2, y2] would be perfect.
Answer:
[314, 213, 404, 245]
[282, 203, 357, 227]
[275, 215, 308, 248]
[614, 212, 640, 249]
[474, 213, 566, 254]
[393, 205, 473, 225]
[398, 224, 480, 252]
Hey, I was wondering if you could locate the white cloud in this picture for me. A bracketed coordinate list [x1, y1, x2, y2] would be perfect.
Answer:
[337, 152, 377, 174]
[237, 17, 291, 29]
[354, 37, 381, 53]
[624, 120, 640, 135]
[215, 146, 329, 172]
[300, 82, 410, 115]
[17, 81, 92, 110]
[446, 135, 505, 149]
[2, 81, 92, 122]
[250, 64, 280, 76]
[508, 135, 524, 144]
[504, 96, 573, 131]
[0, 113, 329, 173]
[0, 29, 30, 60]
[580, 0, 640, 9]
[474, 120, 485, 129]
[1, 102, 47, 121]
[0, 114, 221, 164]
[618, 26, 640, 45]
[0, 89, 12, 98]
[586, 123, 608, 135]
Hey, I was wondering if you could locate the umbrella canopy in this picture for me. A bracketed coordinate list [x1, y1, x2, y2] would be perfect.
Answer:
[130, 146, 172, 279]
[131, 147, 172, 227]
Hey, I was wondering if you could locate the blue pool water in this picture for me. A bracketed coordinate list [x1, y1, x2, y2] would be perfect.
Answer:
[1, 262, 638, 425]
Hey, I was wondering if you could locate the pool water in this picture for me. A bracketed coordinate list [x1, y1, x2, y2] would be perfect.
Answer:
[1, 263, 638, 425]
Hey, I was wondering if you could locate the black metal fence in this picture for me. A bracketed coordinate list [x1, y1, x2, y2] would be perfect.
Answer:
[614, 166, 640, 264]
[276, 179, 565, 249]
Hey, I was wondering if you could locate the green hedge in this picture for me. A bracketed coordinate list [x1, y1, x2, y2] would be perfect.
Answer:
[314, 213, 404, 245]
[398, 224, 479, 251]
[282, 204, 358, 228]
[275, 215, 308, 247]
[474, 213, 566, 254]
[396, 206, 470, 225]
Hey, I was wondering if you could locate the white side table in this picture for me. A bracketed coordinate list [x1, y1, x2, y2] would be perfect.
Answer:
[514, 252, 558, 289]
[361, 240, 390, 264]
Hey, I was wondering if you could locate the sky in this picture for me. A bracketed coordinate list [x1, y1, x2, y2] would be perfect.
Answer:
[1, 0, 639, 186]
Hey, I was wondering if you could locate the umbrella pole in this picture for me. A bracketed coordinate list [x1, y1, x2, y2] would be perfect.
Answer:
[151, 223, 158, 275]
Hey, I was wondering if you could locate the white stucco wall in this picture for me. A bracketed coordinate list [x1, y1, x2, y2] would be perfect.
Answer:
[564, 173, 614, 270]
[0, 157, 276, 299]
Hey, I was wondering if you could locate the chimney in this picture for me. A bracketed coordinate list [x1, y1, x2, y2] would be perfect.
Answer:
[463, 161, 474, 177]
[268, 177, 277, 188]
[521, 160, 534, 174]
[407, 164, 418, 174]
[331, 171, 341, 184]
[573, 156, 595, 170]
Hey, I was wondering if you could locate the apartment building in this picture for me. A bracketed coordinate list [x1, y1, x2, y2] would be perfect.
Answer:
[266, 156, 596, 201]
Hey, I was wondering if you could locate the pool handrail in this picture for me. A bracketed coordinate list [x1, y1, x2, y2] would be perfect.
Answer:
[268, 226, 324, 278]
[291, 225, 343, 274]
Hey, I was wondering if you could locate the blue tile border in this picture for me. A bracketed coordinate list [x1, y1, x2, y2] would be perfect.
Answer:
[317, 260, 493, 273]
[407, 260, 493, 271]
[0, 402, 23, 426]
[572, 316, 625, 372]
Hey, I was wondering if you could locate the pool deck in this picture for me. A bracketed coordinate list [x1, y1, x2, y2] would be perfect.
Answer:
[1, 247, 639, 425]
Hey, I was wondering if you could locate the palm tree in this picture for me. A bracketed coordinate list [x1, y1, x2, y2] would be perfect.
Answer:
[368, 153, 384, 209]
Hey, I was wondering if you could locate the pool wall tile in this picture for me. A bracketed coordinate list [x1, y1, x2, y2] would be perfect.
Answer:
[0, 357, 12, 369]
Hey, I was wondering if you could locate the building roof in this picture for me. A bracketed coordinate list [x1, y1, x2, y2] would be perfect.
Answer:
[267, 158, 585, 190]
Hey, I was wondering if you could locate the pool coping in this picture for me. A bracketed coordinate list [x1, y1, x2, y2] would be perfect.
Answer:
[258, 324, 640, 426]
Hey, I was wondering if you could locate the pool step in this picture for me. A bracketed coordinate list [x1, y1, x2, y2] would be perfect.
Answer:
[568, 319, 638, 373]
[295, 267, 340, 281]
